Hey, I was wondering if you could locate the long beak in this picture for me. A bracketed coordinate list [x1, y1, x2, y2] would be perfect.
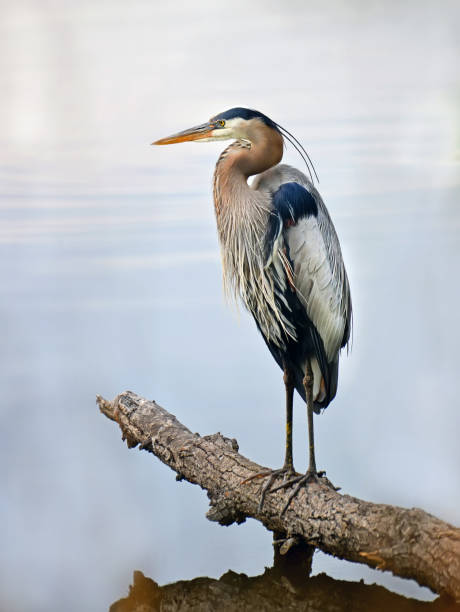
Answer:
[152, 122, 214, 145]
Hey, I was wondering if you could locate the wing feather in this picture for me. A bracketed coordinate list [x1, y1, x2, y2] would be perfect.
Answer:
[259, 167, 351, 361]
[287, 215, 348, 360]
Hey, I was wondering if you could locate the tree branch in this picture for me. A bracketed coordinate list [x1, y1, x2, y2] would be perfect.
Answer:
[111, 570, 458, 612]
[97, 391, 460, 602]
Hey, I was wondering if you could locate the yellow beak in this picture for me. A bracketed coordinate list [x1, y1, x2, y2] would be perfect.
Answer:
[152, 122, 214, 145]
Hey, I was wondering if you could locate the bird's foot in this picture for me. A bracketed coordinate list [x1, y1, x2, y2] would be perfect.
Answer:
[271, 469, 339, 516]
[241, 466, 298, 513]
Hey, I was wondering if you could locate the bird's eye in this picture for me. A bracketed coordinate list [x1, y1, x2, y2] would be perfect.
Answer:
[217, 120, 225, 127]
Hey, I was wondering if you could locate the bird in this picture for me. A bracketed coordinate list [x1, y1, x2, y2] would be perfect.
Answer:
[153, 107, 352, 512]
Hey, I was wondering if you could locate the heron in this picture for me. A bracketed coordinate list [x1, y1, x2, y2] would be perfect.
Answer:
[153, 107, 352, 512]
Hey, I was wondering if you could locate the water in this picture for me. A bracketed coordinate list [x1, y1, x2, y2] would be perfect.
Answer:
[1, 1, 459, 609]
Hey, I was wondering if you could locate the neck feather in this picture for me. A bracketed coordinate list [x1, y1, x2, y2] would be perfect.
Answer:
[211, 129, 289, 346]
[213, 126, 283, 216]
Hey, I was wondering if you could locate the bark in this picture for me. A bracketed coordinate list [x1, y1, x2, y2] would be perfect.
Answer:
[97, 391, 460, 602]
[110, 570, 460, 612]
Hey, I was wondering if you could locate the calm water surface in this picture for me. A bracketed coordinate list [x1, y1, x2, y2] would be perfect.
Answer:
[1, 1, 459, 610]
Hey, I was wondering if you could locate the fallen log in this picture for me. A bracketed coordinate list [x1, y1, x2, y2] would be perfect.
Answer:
[97, 391, 460, 601]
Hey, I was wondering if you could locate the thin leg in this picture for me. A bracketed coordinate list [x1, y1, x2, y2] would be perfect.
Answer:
[272, 360, 333, 516]
[242, 361, 336, 516]
[304, 361, 317, 476]
[282, 367, 295, 473]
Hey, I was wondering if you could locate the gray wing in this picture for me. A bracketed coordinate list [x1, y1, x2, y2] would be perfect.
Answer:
[254, 164, 352, 361]
[287, 212, 351, 360]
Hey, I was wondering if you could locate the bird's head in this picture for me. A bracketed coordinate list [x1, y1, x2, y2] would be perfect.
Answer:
[152, 107, 281, 146]
[152, 107, 318, 183]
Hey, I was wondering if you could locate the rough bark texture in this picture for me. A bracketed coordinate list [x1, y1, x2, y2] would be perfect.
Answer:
[110, 570, 460, 612]
[97, 391, 460, 602]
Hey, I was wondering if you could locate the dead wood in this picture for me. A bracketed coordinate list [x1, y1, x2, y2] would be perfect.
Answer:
[110, 570, 460, 612]
[97, 391, 460, 602]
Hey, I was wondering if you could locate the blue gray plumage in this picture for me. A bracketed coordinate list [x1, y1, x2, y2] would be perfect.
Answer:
[211, 120, 351, 412]
[154, 106, 352, 485]
[252, 165, 351, 411]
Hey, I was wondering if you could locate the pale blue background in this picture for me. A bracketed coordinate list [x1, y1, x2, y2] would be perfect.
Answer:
[1, 1, 459, 609]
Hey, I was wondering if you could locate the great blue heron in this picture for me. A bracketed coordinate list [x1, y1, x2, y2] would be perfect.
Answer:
[153, 107, 352, 512]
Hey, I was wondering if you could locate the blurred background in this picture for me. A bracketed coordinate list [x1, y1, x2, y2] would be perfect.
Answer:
[1, 1, 459, 610]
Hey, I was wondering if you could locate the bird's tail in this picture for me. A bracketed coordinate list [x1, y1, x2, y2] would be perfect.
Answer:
[293, 356, 339, 414]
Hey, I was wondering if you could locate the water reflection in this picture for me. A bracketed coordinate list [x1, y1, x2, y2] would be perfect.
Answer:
[111, 569, 460, 612]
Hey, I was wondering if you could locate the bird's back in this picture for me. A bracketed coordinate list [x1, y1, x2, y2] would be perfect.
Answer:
[251, 164, 352, 409]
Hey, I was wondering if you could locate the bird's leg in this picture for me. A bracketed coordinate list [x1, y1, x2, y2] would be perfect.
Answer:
[242, 367, 299, 511]
[282, 367, 295, 474]
[271, 361, 333, 516]
[305, 361, 317, 477]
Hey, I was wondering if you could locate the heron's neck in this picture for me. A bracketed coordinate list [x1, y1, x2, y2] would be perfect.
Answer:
[212, 129, 287, 344]
[213, 127, 283, 217]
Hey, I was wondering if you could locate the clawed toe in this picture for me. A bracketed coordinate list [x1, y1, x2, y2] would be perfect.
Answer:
[242, 467, 297, 512]
[243, 466, 338, 516]
[258, 468, 299, 512]
[279, 470, 339, 516]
